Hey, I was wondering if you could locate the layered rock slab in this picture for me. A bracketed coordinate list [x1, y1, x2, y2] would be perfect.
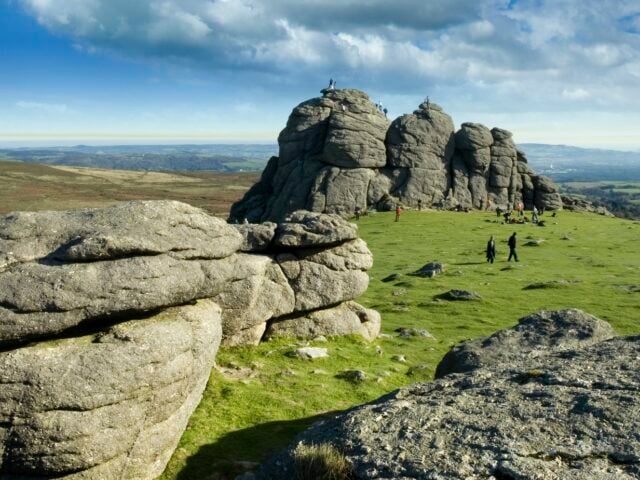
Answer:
[265, 301, 381, 341]
[0, 300, 222, 480]
[0, 200, 380, 478]
[0, 201, 243, 347]
[260, 309, 640, 479]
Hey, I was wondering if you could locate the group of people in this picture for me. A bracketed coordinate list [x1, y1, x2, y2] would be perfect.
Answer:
[497, 203, 546, 224]
[486, 232, 518, 264]
[374, 101, 388, 117]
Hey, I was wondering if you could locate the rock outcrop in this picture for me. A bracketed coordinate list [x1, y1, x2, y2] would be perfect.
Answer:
[260, 309, 640, 479]
[0, 300, 221, 480]
[0, 200, 379, 478]
[230, 89, 562, 222]
[562, 194, 615, 216]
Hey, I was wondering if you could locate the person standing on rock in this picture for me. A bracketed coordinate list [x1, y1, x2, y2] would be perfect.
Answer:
[486, 235, 496, 264]
[395, 205, 401, 222]
[508, 232, 518, 262]
[383, 107, 388, 118]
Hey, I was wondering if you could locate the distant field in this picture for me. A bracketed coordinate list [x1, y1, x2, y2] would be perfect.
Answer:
[0, 160, 259, 217]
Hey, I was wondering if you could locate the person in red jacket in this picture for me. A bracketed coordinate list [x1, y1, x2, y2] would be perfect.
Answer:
[395, 205, 401, 222]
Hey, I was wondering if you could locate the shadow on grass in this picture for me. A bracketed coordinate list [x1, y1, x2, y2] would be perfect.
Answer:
[176, 412, 336, 480]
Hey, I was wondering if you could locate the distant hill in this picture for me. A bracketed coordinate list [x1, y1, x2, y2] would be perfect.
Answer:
[519, 143, 640, 182]
[0, 144, 277, 172]
[2, 142, 639, 182]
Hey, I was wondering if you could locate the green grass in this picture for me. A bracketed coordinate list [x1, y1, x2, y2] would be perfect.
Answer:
[160, 210, 640, 480]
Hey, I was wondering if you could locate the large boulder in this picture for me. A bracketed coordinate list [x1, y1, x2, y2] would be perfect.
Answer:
[454, 123, 493, 208]
[214, 253, 295, 346]
[0, 300, 222, 480]
[385, 102, 455, 207]
[435, 308, 616, 378]
[260, 309, 640, 479]
[231, 89, 388, 221]
[0, 201, 243, 347]
[258, 310, 640, 480]
[308, 167, 376, 216]
[488, 127, 517, 208]
[274, 210, 358, 248]
[321, 89, 389, 169]
[232, 222, 277, 252]
[276, 239, 372, 312]
[0, 200, 241, 270]
[533, 175, 563, 210]
[0, 200, 382, 478]
[265, 301, 380, 341]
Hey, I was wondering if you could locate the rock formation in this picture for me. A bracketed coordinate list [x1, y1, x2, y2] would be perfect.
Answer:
[561, 194, 615, 216]
[230, 89, 562, 222]
[0, 200, 379, 479]
[259, 309, 640, 479]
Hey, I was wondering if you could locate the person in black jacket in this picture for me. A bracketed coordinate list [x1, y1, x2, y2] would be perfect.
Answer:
[486, 235, 496, 263]
[508, 232, 518, 262]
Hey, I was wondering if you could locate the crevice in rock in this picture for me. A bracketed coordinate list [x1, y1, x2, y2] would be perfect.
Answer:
[0, 301, 200, 354]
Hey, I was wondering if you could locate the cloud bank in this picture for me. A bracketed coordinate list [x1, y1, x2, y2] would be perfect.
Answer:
[17, 0, 640, 112]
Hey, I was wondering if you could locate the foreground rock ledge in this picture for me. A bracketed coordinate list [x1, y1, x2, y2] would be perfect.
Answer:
[0, 202, 377, 348]
[0, 300, 222, 480]
[259, 309, 640, 479]
[0, 201, 380, 479]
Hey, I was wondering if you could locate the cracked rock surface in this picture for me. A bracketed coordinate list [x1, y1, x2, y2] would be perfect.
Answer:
[0, 300, 222, 480]
[0, 200, 380, 478]
[259, 309, 640, 479]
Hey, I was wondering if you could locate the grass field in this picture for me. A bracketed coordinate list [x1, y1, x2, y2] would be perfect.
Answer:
[159, 209, 640, 480]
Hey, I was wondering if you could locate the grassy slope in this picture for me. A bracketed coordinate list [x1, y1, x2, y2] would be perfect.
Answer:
[161, 210, 640, 480]
[0, 160, 258, 216]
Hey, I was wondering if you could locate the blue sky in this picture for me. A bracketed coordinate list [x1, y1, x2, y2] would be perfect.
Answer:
[1, 0, 639, 149]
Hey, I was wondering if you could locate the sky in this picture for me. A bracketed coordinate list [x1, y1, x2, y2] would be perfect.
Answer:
[1, 0, 639, 149]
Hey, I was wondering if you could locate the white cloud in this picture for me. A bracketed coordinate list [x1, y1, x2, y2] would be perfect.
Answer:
[16, 101, 70, 113]
[16, 0, 640, 112]
[562, 88, 590, 100]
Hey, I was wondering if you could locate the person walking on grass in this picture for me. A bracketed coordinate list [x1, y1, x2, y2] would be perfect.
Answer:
[395, 205, 401, 222]
[508, 232, 518, 262]
[354, 206, 361, 221]
[486, 235, 496, 264]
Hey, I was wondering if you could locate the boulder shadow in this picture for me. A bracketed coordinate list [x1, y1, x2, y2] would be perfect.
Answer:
[175, 412, 336, 480]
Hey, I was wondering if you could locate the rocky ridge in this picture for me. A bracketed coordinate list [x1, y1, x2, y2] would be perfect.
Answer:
[230, 89, 563, 222]
[260, 309, 640, 479]
[0, 201, 379, 479]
